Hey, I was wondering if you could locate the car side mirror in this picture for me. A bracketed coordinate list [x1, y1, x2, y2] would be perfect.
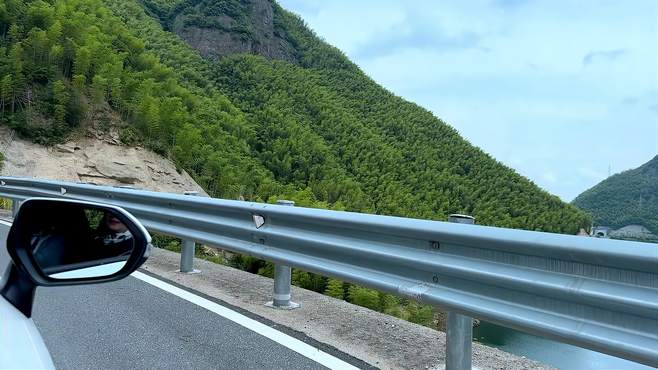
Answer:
[1, 198, 151, 317]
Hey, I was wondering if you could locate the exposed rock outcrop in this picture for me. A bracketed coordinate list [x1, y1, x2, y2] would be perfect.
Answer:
[0, 126, 206, 196]
[609, 225, 658, 243]
[170, 0, 298, 62]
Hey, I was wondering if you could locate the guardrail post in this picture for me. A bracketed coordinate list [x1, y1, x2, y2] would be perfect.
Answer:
[266, 200, 300, 310]
[11, 199, 20, 218]
[446, 214, 475, 370]
[179, 191, 200, 274]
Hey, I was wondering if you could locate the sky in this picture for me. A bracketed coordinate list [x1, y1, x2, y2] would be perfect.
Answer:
[278, 0, 658, 201]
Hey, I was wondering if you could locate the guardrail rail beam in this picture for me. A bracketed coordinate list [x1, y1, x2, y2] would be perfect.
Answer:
[1, 177, 656, 367]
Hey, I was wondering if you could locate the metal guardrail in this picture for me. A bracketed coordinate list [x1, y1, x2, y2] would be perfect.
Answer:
[0, 177, 657, 368]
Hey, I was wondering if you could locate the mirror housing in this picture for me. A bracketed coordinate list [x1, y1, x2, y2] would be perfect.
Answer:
[1, 198, 151, 316]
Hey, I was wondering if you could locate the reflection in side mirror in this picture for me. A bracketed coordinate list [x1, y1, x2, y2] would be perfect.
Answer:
[31, 209, 135, 280]
[49, 262, 128, 279]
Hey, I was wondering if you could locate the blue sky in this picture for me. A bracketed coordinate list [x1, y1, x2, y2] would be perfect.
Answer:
[278, 0, 658, 201]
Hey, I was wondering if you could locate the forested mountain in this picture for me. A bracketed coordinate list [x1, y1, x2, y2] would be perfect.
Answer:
[573, 155, 658, 236]
[0, 0, 594, 327]
[0, 0, 590, 234]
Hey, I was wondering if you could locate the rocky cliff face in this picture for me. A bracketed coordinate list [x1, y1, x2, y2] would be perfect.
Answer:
[609, 225, 658, 242]
[0, 127, 206, 195]
[166, 0, 297, 62]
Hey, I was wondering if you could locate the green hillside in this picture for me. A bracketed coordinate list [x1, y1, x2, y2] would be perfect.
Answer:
[0, 0, 590, 233]
[573, 155, 658, 236]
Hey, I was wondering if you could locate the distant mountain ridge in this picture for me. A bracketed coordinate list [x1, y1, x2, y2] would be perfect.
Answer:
[573, 155, 658, 238]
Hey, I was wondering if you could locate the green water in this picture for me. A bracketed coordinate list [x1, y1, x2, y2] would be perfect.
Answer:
[474, 322, 655, 370]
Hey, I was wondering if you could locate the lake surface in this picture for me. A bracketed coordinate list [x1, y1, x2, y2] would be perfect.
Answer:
[474, 322, 655, 370]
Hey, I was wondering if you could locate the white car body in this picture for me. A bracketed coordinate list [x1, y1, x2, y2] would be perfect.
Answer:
[0, 295, 55, 369]
[0, 220, 55, 370]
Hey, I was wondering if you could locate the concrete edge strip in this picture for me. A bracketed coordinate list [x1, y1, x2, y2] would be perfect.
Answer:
[132, 271, 360, 370]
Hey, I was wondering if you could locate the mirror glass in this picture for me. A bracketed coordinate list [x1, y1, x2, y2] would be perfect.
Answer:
[27, 206, 135, 280]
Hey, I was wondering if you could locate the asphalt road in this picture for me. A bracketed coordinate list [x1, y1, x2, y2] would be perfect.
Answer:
[31, 275, 329, 370]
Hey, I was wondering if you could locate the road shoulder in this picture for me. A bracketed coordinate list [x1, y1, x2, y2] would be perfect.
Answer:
[142, 248, 552, 370]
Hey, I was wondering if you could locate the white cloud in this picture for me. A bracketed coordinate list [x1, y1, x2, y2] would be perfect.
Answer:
[578, 167, 607, 181]
[582, 49, 627, 66]
[542, 171, 558, 184]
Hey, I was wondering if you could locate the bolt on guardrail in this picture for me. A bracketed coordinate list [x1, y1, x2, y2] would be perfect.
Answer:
[179, 191, 201, 274]
[265, 200, 300, 310]
[446, 214, 475, 370]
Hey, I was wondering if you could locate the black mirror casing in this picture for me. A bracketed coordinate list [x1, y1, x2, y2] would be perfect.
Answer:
[1, 198, 151, 316]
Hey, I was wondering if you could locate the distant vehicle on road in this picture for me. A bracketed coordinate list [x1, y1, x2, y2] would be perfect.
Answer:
[0, 198, 151, 370]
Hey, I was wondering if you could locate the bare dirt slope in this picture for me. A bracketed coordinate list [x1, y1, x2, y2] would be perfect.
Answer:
[0, 126, 206, 195]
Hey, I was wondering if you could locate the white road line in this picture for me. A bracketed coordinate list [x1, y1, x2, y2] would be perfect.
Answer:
[132, 271, 360, 370]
